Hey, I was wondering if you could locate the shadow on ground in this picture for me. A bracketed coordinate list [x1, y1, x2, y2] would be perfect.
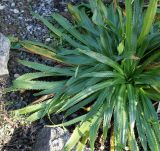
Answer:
[1, 123, 43, 151]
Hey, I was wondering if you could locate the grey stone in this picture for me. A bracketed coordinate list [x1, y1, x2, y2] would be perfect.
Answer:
[0, 4, 5, 10]
[45, 38, 51, 42]
[0, 33, 10, 76]
[13, 9, 19, 14]
[11, 3, 15, 7]
[33, 127, 91, 151]
[14, 73, 20, 78]
[33, 127, 70, 151]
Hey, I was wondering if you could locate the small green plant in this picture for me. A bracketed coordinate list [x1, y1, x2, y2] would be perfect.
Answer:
[10, 0, 160, 150]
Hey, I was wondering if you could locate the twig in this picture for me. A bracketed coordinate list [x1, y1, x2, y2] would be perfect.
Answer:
[32, 94, 54, 104]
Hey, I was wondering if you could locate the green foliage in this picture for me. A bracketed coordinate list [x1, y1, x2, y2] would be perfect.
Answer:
[10, 0, 160, 150]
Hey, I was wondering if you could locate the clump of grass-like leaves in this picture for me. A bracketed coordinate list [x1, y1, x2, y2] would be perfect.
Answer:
[10, 0, 160, 150]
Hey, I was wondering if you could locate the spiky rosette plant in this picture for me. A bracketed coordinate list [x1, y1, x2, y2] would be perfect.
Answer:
[9, 0, 160, 150]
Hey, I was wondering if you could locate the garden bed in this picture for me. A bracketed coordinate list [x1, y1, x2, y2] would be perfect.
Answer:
[0, 0, 160, 151]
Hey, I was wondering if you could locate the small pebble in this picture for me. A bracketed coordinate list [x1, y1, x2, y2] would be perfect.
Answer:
[125, 146, 130, 151]
[14, 73, 20, 78]
[13, 9, 19, 14]
[45, 38, 51, 42]
[26, 25, 33, 31]
[64, 8, 68, 12]
[11, 3, 15, 7]
[0, 5, 5, 10]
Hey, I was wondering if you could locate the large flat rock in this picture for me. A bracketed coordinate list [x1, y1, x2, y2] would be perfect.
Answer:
[33, 127, 70, 151]
[33, 127, 91, 151]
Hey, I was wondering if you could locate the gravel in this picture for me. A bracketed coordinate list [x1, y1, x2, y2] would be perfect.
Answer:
[0, 0, 85, 41]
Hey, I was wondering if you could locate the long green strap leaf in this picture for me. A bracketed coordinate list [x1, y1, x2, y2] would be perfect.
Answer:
[125, 0, 132, 50]
[14, 99, 51, 115]
[58, 82, 105, 112]
[78, 49, 124, 75]
[47, 114, 87, 127]
[64, 94, 97, 118]
[18, 60, 74, 76]
[136, 108, 148, 151]
[12, 80, 63, 90]
[80, 71, 120, 78]
[15, 72, 56, 81]
[34, 13, 87, 49]
[22, 40, 56, 51]
[138, 104, 159, 151]
[58, 79, 122, 112]
[20, 42, 62, 62]
[114, 84, 128, 149]
[127, 84, 137, 130]
[52, 13, 99, 50]
[103, 87, 116, 140]
[127, 84, 139, 151]
[138, 0, 158, 45]
[83, 89, 108, 122]
[76, 132, 89, 151]
[90, 118, 102, 151]
[63, 121, 91, 151]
